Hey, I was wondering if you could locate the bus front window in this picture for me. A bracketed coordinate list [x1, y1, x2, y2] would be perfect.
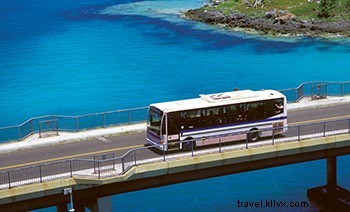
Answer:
[147, 108, 162, 135]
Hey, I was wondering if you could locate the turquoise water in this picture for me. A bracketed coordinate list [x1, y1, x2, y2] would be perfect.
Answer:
[1, 0, 350, 211]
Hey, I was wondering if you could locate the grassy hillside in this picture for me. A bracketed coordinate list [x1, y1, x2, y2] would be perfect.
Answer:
[212, 0, 350, 21]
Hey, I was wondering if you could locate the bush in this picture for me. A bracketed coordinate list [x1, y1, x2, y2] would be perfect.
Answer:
[318, 0, 336, 18]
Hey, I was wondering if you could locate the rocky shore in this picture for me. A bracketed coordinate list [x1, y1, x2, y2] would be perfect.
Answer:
[184, 7, 350, 37]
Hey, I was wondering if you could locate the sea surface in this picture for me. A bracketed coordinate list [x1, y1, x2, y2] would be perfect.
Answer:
[1, 0, 350, 211]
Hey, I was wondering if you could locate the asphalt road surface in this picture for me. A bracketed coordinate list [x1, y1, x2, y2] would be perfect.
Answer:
[1, 104, 350, 171]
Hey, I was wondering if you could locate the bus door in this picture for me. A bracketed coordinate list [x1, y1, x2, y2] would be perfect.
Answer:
[167, 112, 180, 142]
[147, 106, 163, 145]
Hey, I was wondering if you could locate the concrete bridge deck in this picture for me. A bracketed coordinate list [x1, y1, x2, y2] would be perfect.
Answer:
[0, 133, 350, 211]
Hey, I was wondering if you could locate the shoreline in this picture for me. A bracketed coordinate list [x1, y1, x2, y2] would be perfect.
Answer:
[184, 6, 350, 38]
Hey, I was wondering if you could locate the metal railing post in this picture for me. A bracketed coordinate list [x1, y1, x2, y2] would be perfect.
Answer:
[323, 122, 326, 137]
[97, 161, 101, 179]
[30, 119, 33, 134]
[348, 119, 350, 134]
[75, 117, 79, 131]
[70, 160, 73, 177]
[121, 157, 125, 173]
[219, 137, 222, 153]
[39, 165, 43, 183]
[7, 172, 11, 189]
[272, 129, 275, 145]
[133, 150, 137, 165]
[17, 126, 21, 140]
[113, 153, 116, 169]
[163, 145, 166, 162]
[191, 140, 194, 157]
[298, 126, 301, 141]
[93, 156, 97, 173]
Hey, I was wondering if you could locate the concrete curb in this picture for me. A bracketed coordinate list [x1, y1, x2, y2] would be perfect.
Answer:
[287, 97, 350, 112]
[0, 123, 146, 154]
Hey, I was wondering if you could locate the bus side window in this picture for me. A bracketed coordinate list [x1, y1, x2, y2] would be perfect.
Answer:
[237, 104, 245, 121]
[266, 100, 275, 117]
[274, 99, 284, 114]
[207, 106, 223, 125]
[180, 112, 187, 129]
[218, 106, 227, 124]
[168, 112, 179, 135]
[246, 104, 253, 121]
[207, 110, 215, 125]
[265, 99, 283, 117]
[198, 109, 206, 127]
[228, 104, 240, 123]
[246, 102, 264, 121]
[256, 102, 265, 119]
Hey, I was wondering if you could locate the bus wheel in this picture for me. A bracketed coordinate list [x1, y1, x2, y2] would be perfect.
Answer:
[248, 130, 260, 142]
[183, 139, 195, 151]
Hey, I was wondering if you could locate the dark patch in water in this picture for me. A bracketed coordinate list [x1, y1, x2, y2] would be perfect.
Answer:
[66, 4, 350, 54]
[316, 45, 332, 52]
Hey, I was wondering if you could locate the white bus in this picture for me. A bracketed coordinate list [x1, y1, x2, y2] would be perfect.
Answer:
[146, 89, 287, 151]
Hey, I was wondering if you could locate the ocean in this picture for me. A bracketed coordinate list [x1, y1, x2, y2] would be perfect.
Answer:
[1, 0, 350, 211]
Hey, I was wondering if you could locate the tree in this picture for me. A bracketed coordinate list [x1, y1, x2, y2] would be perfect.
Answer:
[318, 0, 336, 18]
[346, 0, 350, 13]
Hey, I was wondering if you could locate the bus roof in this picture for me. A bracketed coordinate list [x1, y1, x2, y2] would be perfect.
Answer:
[150, 89, 285, 113]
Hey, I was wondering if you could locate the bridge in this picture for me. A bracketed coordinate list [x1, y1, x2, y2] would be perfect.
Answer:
[1, 81, 350, 211]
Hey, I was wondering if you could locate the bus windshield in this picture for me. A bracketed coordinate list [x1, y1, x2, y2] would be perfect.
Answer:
[147, 107, 163, 135]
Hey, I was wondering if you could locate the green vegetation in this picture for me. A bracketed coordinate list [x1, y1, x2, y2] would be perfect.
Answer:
[211, 0, 350, 21]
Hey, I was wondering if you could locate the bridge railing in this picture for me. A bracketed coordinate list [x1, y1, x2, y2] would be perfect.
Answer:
[0, 107, 148, 143]
[1, 81, 350, 143]
[1, 118, 350, 190]
[279, 81, 350, 102]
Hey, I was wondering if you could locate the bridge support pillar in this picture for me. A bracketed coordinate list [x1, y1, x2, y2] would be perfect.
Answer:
[74, 201, 86, 212]
[86, 196, 112, 212]
[55, 196, 112, 212]
[307, 156, 350, 210]
[56, 203, 68, 212]
[56, 202, 85, 212]
[326, 156, 337, 195]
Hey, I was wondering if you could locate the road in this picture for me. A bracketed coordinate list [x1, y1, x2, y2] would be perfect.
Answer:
[1, 104, 350, 171]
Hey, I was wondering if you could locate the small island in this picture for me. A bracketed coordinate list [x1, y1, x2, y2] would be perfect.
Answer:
[184, 0, 350, 37]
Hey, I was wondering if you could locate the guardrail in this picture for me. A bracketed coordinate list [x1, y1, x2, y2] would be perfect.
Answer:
[0, 107, 148, 143]
[1, 118, 350, 190]
[280, 81, 350, 102]
[0, 81, 350, 143]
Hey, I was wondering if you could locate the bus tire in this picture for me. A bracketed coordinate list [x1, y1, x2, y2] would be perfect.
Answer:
[248, 129, 260, 142]
[183, 139, 195, 151]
